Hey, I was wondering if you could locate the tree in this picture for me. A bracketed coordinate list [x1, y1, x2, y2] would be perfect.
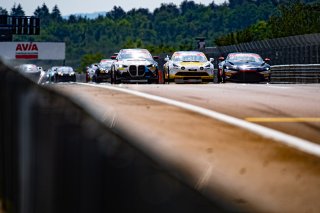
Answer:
[10, 4, 25, 16]
[51, 5, 62, 22]
[34, 3, 50, 26]
[106, 6, 126, 19]
[0, 7, 8, 15]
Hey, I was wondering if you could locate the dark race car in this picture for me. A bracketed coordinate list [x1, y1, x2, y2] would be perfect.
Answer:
[110, 48, 161, 84]
[92, 59, 113, 83]
[216, 52, 271, 83]
[53, 66, 76, 83]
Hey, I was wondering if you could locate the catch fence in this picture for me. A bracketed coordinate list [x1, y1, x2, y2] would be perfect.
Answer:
[205, 33, 320, 65]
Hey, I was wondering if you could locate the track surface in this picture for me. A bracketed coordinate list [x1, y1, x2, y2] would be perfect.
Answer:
[51, 82, 320, 213]
[122, 83, 320, 144]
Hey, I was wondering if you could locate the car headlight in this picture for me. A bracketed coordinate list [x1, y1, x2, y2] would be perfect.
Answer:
[58, 72, 63, 75]
[70, 72, 75, 75]
[119, 64, 128, 68]
[226, 65, 237, 70]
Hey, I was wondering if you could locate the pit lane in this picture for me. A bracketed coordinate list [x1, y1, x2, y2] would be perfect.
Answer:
[50, 82, 320, 212]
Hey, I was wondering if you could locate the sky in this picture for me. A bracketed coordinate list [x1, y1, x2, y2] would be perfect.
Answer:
[3, 0, 226, 16]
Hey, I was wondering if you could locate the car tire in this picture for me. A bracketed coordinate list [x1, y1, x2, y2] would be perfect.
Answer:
[268, 73, 271, 83]
[110, 67, 115, 84]
[111, 68, 119, 84]
[213, 69, 221, 83]
[54, 74, 59, 83]
[166, 68, 170, 84]
[158, 69, 165, 84]
[222, 69, 226, 83]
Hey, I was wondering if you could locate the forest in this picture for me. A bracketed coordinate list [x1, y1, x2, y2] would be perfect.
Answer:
[1, 0, 319, 71]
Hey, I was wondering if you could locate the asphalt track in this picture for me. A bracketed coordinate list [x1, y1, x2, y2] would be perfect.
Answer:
[52, 82, 320, 213]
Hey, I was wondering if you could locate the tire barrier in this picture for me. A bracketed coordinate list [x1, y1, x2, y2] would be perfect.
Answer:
[271, 64, 320, 83]
[0, 61, 227, 213]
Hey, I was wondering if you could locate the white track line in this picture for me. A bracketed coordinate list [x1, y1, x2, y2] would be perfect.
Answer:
[78, 83, 320, 157]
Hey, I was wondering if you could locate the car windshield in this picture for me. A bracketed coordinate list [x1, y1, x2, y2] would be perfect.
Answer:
[57, 67, 73, 73]
[227, 53, 263, 63]
[99, 62, 112, 69]
[118, 50, 152, 60]
[172, 53, 207, 62]
[20, 64, 38, 72]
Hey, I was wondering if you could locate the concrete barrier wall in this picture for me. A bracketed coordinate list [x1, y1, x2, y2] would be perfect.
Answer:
[0, 61, 225, 213]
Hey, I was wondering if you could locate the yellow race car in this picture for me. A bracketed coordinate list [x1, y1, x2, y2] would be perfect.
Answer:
[163, 51, 214, 83]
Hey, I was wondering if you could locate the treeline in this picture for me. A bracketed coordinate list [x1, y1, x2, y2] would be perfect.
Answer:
[1, 0, 319, 69]
[215, 1, 320, 46]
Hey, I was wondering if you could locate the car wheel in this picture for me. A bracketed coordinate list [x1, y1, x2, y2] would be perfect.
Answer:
[111, 67, 119, 84]
[268, 73, 271, 83]
[166, 68, 170, 84]
[110, 67, 115, 84]
[222, 69, 226, 83]
[158, 69, 164, 84]
[213, 69, 221, 83]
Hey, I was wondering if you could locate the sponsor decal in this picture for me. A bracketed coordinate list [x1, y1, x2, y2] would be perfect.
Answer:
[15, 42, 38, 59]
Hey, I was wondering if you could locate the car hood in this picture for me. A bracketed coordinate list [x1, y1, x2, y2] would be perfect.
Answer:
[176, 61, 207, 67]
[228, 61, 267, 68]
[119, 58, 156, 66]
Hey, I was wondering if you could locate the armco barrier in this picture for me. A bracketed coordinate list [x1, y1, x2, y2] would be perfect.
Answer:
[0, 61, 228, 213]
[271, 64, 320, 83]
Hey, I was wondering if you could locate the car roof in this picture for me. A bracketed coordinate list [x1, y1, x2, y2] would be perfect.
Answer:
[228, 52, 261, 56]
[174, 51, 204, 54]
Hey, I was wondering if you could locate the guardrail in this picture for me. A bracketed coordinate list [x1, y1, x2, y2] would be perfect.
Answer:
[0, 61, 228, 213]
[271, 64, 320, 83]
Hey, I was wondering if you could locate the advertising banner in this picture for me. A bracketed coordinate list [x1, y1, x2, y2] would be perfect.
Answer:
[0, 42, 65, 60]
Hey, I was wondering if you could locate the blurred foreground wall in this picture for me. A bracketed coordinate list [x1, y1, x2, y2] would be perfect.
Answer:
[0, 62, 223, 213]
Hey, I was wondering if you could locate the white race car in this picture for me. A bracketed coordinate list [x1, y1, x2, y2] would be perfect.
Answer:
[110, 48, 161, 84]
[164, 51, 214, 83]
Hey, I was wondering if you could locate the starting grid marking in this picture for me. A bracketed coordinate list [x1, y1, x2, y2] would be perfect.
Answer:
[77, 83, 320, 158]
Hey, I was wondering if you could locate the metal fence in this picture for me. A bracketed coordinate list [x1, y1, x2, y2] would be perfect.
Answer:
[205, 33, 320, 66]
[271, 64, 320, 83]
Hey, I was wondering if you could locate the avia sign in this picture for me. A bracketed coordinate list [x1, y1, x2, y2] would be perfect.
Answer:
[15, 43, 39, 59]
[0, 42, 65, 60]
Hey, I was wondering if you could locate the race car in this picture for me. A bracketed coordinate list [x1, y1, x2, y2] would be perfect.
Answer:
[216, 52, 271, 83]
[53, 66, 76, 83]
[15, 64, 42, 83]
[92, 59, 113, 83]
[110, 48, 160, 84]
[163, 51, 214, 83]
[86, 63, 99, 82]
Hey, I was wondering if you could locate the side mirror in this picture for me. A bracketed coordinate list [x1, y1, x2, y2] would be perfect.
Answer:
[218, 56, 225, 61]
[111, 55, 117, 60]
[153, 56, 160, 60]
[164, 57, 170, 62]
[209, 58, 214, 62]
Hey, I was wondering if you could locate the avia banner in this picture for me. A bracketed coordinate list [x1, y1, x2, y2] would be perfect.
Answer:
[0, 42, 65, 60]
